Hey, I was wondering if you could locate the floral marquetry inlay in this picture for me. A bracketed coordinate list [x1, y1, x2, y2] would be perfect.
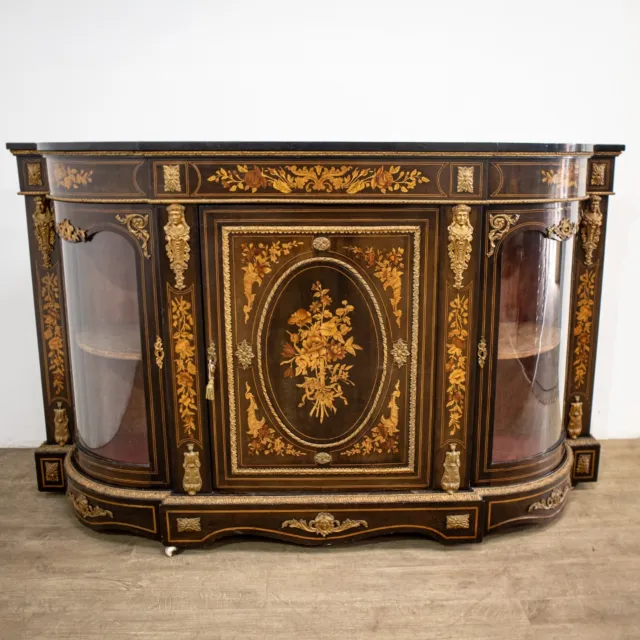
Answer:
[341, 381, 401, 457]
[540, 165, 578, 189]
[280, 281, 362, 423]
[240, 239, 304, 323]
[40, 271, 66, 398]
[207, 164, 430, 194]
[54, 165, 93, 190]
[345, 245, 404, 327]
[445, 295, 469, 436]
[245, 383, 304, 457]
[573, 270, 597, 389]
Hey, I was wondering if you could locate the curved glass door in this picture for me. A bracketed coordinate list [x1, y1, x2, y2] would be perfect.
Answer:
[491, 224, 573, 463]
[61, 226, 150, 465]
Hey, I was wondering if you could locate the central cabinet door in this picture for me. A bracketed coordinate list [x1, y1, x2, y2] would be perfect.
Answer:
[201, 206, 437, 490]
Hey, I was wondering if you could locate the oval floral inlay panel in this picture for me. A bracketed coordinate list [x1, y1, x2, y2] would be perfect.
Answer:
[260, 259, 387, 446]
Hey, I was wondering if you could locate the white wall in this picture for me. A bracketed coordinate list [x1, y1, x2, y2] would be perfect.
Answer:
[0, 0, 638, 446]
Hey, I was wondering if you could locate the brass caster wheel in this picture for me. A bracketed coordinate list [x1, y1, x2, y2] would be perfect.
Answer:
[164, 546, 179, 557]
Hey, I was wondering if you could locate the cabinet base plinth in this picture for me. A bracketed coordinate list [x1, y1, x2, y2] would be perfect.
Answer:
[567, 436, 601, 483]
[35, 443, 72, 492]
[60, 443, 578, 548]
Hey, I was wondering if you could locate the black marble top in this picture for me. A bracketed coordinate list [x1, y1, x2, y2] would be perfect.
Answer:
[4, 141, 626, 153]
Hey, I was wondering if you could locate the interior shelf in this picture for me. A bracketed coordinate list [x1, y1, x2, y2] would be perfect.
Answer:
[497, 321, 560, 360]
[75, 324, 142, 361]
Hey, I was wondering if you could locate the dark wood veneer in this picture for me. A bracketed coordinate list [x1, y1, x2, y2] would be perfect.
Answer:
[10, 141, 622, 550]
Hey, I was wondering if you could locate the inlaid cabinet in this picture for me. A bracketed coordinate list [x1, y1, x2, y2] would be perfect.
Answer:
[9, 141, 622, 552]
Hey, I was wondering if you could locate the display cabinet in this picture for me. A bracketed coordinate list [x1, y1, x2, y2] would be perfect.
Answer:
[9, 141, 622, 552]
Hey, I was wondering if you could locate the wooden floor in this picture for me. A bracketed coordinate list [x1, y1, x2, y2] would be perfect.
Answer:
[1, 440, 639, 639]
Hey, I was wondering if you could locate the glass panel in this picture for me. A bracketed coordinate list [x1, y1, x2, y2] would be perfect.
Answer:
[491, 228, 573, 463]
[61, 230, 149, 465]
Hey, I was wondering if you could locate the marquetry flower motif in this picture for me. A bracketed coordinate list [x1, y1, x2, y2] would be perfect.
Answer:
[245, 383, 304, 456]
[208, 164, 429, 194]
[280, 282, 362, 423]
[573, 269, 596, 389]
[540, 165, 578, 189]
[345, 245, 404, 327]
[171, 296, 198, 437]
[240, 240, 304, 323]
[445, 295, 469, 436]
[341, 381, 401, 457]
[53, 164, 93, 190]
[41, 272, 65, 397]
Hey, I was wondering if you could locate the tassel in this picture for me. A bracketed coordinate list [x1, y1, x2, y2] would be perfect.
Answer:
[206, 379, 214, 401]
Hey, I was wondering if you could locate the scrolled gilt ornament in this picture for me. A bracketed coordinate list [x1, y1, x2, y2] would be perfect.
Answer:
[116, 213, 151, 258]
[546, 218, 578, 241]
[67, 491, 113, 519]
[391, 338, 410, 368]
[487, 214, 519, 257]
[281, 512, 368, 537]
[527, 485, 570, 512]
[164, 204, 190, 290]
[56, 219, 87, 243]
[32, 196, 56, 268]
[235, 340, 255, 370]
[580, 195, 603, 267]
[448, 204, 473, 289]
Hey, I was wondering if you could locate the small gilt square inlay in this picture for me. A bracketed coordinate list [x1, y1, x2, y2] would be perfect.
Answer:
[44, 461, 60, 482]
[176, 516, 201, 532]
[456, 166, 474, 193]
[590, 162, 606, 187]
[27, 162, 42, 186]
[163, 164, 182, 192]
[446, 514, 470, 530]
[576, 453, 591, 475]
